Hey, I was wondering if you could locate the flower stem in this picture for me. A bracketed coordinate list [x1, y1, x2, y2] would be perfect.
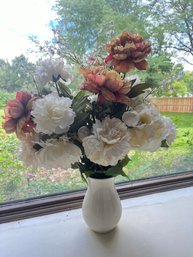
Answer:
[55, 81, 61, 97]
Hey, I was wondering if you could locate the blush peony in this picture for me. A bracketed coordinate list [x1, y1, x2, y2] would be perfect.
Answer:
[80, 67, 132, 104]
[2, 91, 35, 135]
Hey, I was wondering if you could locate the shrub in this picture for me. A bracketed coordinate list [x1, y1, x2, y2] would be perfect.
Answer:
[0, 91, 15, 109]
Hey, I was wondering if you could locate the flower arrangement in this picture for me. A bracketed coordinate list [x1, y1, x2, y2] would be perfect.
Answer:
[2, 32, 176, 180]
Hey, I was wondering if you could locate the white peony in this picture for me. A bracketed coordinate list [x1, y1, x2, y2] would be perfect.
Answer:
[162, 116, 176, 145]
[32, 93, 75, 135]
[18, 134, 39, 169]
[83, 117, 130, 166]
[126, 104, 176, 151]
[34, 58, 72, 85]
[36, 138, 82, 169]
[78, 126, 91, 141]
[122, 110, 139, 127]
[128, 119, 167, 151]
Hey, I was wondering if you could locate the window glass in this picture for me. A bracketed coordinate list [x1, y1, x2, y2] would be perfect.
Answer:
[0, 0, 193, 204]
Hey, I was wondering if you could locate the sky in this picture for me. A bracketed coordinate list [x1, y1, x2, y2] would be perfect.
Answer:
[0, 0, 192, 71]
[0, 0, 56, 62]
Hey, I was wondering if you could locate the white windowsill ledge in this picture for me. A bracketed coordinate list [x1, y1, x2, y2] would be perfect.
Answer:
[1, 186, 193, 257]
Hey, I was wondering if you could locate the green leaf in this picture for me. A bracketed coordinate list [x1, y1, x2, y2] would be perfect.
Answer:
[161, 139, 169, 148]
[128, 83, 152, 98]
[72, 92, 90, 113]
[57, 80, 73, 98]
[73, 91, 86, 101]
[104, 156, 130, 178]
[69, 112, 90, 133]
[120, 155, 131, 167]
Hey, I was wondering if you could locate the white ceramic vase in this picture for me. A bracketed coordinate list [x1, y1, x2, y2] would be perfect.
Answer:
[82, 177, 122, 233]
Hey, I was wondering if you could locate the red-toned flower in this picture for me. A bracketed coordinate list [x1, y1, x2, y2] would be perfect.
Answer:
[5, 91, 32, 119]
[16, 91, 32, 106]
[2, 91, 36, 136]
[2, 119, 17, 134]
[80, 67, 132, 103]
[16, 115, 36, 139]
[105, 32, 151, 73]
[5, 99, 25, 120]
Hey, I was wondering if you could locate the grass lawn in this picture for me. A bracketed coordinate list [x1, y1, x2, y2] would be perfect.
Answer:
[0, 110, 193, 203]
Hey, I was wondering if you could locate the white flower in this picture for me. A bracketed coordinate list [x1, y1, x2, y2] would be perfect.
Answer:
[34, 58, 72, 85]
[128, 119, 167, 151]
[78, 126, 91, 141]
[135, 103, 159, 119]
[83, 117, 130, 166]
[36, 138, 82, 169]
[32, 93, 75, 135]
[127, 105, 176, 151]
[122, 110, 139, 127]
[163, 117, 176, 145]
[18, 134, 39, 168]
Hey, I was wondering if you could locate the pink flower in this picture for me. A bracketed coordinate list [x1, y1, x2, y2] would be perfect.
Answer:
[80, 67, 132, 104]
[2, 91, 36, 136]
[2, 119, 17, 134]
[5, 91, 32, 119]
[5, 99, 24, 119]
[16, 91, 32, 106]
[16, 115, 36, 139]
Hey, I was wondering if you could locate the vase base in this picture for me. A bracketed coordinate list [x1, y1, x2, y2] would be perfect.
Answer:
[89, 225, 117, 234]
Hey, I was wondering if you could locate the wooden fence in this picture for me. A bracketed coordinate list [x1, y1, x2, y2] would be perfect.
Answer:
[151, 97, 193, 113]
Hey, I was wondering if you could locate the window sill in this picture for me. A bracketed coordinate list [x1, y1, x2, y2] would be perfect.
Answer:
[1, 186, 193, 257]
[0, 171, 193, 223]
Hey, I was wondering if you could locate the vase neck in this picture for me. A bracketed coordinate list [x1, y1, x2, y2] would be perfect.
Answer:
[88, 177, 114, 188]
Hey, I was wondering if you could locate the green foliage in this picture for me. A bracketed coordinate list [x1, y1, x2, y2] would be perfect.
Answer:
[126, 55, 187, 98]
[0, 55, 36, 92]
[96, 3, 150, 51]
[157, 79, 188, 97]
[74, 155, 130, 180]
[0, 91, 15, 109]
[178, 71, 193, 94]
[169, 80, 187, 97]
[0, 110, 25, 172]
[54, 0, 105, 55]
[118, 146, 193, 183]
[53, 0, 151, 57]
[148, 0, 193, 60]
[68, 66, 84, 94]
[143, 54, 175, 82]
[105, 156, 130, 178]
[128, 82, 155, 98]
[53, 0, 193, 62]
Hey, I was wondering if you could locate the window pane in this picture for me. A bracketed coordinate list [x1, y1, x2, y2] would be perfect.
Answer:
[0, 0, 193, 204]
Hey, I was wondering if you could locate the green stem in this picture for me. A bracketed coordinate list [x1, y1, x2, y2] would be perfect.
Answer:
[55, 81, 61, 97]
